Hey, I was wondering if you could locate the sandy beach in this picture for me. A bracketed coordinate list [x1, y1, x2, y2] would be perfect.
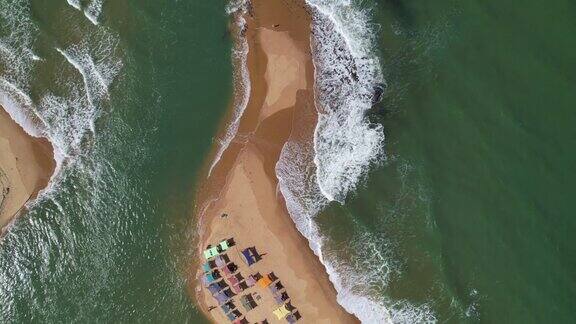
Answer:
[193, 0, 357, 323]
[0, 106, 55, 236]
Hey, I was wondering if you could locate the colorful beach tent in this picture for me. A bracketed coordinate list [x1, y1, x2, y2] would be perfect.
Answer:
[245, 275, 257, 287]
[240, 296, 252, 311]
[231, 284, 242, 294]
[202, 263, 211, 273]
[203, 246, 220, 259]
[233, 318, 249, 324]
[274, 294, 284, 305]
[214, 291, 229, 304]
[248, 247, 261, 261]
[207, 283, 220, 294]
[219, 240, 230, 251]
[241, 249, 256, 266]
[203, 273, 217, 285]
[215, 255, 227, 268]
[257, 276, 273, 288]
[273, 305, 291, 319]
[221, 303, 233, 313]
[226, 312, 237, 321]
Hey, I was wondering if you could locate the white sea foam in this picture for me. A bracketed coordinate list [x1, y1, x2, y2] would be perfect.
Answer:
[55, 34, 122, 133]
[84, 0, 105, 25]
[1, 0, 122, 198]
[208, 1, 251, 177]
[308, 0, 385, 203]
[275, 0, 437, 323]
[0, 78, 44, 137]
[66, 0, 103, 25]
[66, 0, 82, 11]
[0, 0, 50, 144]
[32, 30, 121, 198]
[0, 0, 37, 90]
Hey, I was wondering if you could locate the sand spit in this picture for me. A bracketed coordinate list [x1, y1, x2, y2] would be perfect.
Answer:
[192, 0, 358, 323]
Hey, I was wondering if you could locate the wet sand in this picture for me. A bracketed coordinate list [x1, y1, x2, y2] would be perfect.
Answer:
[0, 106, 55, 236]
[193, 0, 357, 323]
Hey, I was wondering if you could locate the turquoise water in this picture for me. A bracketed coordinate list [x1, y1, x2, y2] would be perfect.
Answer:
[1, 0, 575, 323]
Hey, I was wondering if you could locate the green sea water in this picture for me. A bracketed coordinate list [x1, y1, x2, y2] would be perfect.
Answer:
[317, 0, 576, 322]
[0, 0, 231, 322]
[1, 0, 575, 323]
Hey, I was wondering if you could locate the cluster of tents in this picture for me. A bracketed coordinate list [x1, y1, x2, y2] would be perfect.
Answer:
[253, 273, 301, 322]
[201, 238, 301, 323]
[240, 246, 262, 266]
[273, 303, 301, 323]
[240, 294, 258, 311]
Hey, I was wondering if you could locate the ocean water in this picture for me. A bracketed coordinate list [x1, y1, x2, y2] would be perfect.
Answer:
[304, 0, 576, 322]
[2, 0, 575, 323]
[0, 0, 231, 322]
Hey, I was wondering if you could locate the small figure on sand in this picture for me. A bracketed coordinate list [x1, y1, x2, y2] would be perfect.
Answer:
[221, 213, 228, 218]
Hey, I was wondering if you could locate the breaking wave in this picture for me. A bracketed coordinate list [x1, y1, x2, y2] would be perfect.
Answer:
[56, 35, 122, 121]
[84, 0, 105, 25]
[65, 0, 105, 25]
[0, 0, 122, 200]
[66, 0, 81, 11]
[309, 0, 385, 203]
[276, 0, 436, 323]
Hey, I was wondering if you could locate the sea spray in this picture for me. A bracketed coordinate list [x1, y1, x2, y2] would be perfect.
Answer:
[207, 0, 251, 176]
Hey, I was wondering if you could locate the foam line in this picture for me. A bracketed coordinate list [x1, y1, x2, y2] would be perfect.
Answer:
[84, 0, 104, 25]
[0, 77, 43, 137]
[56, 46, 112, 113]
[66, 0, 81, 11]
[207, 1, 251, 177]
[274, 0, 438, 322]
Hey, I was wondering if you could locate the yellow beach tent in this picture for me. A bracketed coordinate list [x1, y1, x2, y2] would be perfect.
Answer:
[273, 305, 291, 319]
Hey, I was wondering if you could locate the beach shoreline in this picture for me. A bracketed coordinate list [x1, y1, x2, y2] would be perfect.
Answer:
[0, 105, 56, 237]
[192, 0, 358, 322]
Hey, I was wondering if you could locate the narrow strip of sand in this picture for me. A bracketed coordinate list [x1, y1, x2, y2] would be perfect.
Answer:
[193, 0, 357, 323]
[0, 106, 55, 236]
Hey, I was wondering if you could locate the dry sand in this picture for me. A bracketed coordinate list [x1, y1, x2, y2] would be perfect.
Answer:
[0, 106, 55, 236]
[193, 0, 357, 323]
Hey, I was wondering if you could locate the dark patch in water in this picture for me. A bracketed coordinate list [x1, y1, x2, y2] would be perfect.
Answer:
[379, 0, 414, 27]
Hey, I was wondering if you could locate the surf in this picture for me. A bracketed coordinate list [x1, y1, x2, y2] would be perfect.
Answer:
[66, 0, 105, 25]
[276, 0, 437, 322]
[0, 0, 122, 202]
[207, 0, 251, 177]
